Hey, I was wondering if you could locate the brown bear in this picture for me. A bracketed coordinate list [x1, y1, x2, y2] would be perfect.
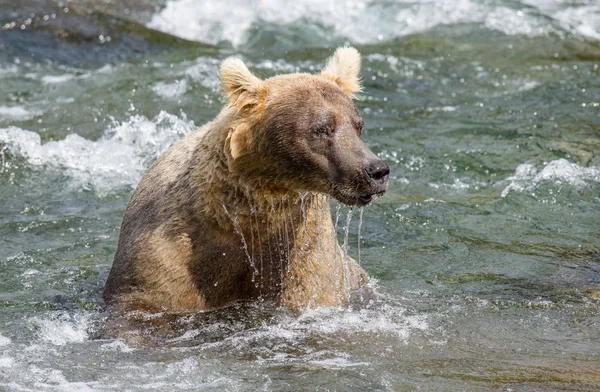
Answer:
[102, 47, 389, 314]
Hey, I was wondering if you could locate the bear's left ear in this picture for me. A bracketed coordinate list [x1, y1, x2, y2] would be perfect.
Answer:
[220, 57, 265, 112]
[320, 46, 362, 97]
[225, 122, 253, 163]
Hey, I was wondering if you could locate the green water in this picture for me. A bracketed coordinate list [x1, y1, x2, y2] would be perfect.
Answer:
[1, 0, 599, 390]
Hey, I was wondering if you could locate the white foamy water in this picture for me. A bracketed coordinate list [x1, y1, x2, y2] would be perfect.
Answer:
[501, 159, 600, 197]
[100, 340, 135, 353]
[147, 0, 599, 46]
[152, 79, 188, 99]
[148, 57, 221, 99]
[0, 289, 430, 390]
[2, 364, 100, 391]
[255, 58, 317, 73]
[41, 74, 76, 85]
[0, 105, 39, 121]
[297, 304, 428, 340]
[0, 111, 195, 195]
[0, 334, 11, 346]
[554, 4, 600, 40]
[429, 178, 484, 191]
[0, 64, 19, 78]
[182, 57, 221, 91]
[32, 312, 90, 345]
[483, 6, 557, 37]
[193, 286, 429, 358]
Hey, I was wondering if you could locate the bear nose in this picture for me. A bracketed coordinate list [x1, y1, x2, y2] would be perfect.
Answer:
[365, 160, 390, 185]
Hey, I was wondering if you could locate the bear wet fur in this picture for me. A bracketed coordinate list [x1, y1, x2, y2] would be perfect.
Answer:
[103, 47, 389, 314]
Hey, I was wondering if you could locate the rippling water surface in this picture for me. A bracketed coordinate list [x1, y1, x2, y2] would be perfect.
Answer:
[1, 0, 599, 390]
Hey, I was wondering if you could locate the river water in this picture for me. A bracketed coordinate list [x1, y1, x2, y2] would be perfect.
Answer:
[1, 0, 599, 390]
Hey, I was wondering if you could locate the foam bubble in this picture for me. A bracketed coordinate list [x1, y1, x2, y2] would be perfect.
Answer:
[165, 357, 198, 375]
[501, 159, 600, 197]
[429, 178, 481, 191]
[0, 106, 38, 121]
[427, 106, 457, 112]
[96, 64, 114, 74]
[0, 334, 11, 346]
[554, 5, 600, 41]
[393, 0, 486, 37]
[308, 356, 369, 369]
[32, 312, 89, 345]
[254, 58, 319, 74]
[0, 111, 195, 195]
[515, 80, 540, 92]
[484, 7, 557, 37]
[26, 366, 98, 391]
[183, 57, 221, 91]
[0, 64, 19, 78]
[296, 305, 428, 340]
[152, 79, 188, 99]
[0, 357, 15, 368]
[100, 340, 135, 353]
[255, 59, 302, 73]
[41, 74, 75, 84]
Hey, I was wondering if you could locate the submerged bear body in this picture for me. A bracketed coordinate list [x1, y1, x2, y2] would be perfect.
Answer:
[103, 47, 389, 313]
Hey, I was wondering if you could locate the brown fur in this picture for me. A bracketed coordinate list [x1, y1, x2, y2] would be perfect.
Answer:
[103, 47, 388, 314]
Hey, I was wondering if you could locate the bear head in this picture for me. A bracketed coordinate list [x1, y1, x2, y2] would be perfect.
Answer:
[220, 47, 389, 207]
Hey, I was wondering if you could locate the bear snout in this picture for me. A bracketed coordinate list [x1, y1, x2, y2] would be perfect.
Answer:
[351, 159, 389, 206]
[365, 159, 390, 187]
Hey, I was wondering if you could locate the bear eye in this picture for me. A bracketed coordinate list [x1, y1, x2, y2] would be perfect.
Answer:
[355, 119, 364, 136]
[314, 124, 334, 137]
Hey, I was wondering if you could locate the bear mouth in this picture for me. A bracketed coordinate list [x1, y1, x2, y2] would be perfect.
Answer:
[357, 194, 373, 206]
[333, 189, 386, 207]
[356, 190, 386, 206]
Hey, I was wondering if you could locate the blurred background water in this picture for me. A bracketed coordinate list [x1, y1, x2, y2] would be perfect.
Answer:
[0, 0, 599, 390]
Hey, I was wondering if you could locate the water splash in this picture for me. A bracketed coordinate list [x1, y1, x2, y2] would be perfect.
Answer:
[357, 207, 364, 266]
[501, 159, 600, 197]
[191, 284, 428, 352]
[341, 206, 355, 301]
[147, 0, 599, 46]
[554, 4, 600, 40]
[219, 194, 370, 305]
[0, 111, 195, 195]
[151, 79, 188, 99]
[0, 334, 11, 346]
[0, 105, 40, 122]
[332, 202, 343, 300]
[31, 312, 90, 346]
[221, 203, 259, 283]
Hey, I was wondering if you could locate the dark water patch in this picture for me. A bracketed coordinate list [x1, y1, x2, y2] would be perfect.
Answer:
[242, 20, 343, 52]
[0, 0, 212, 65]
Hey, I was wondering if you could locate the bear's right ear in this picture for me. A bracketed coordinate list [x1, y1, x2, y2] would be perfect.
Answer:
[219, 57, 265, 112]
[320, 46, 362, 97]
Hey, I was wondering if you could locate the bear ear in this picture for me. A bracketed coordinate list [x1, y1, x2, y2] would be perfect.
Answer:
[320, 46, 362, 96]
[219, 57, 265, 111]
[225, 123, 253, 162]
